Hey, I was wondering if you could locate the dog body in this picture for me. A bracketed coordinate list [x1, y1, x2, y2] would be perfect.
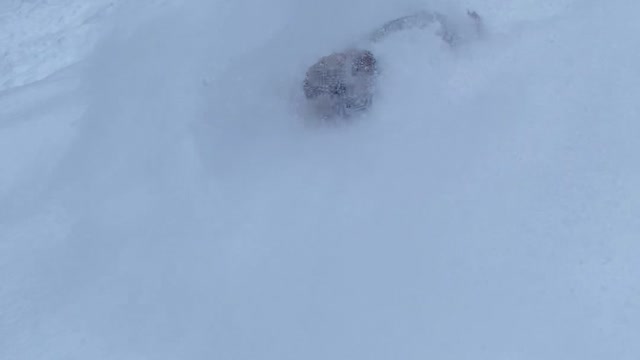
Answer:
[302, 11, 483, 119]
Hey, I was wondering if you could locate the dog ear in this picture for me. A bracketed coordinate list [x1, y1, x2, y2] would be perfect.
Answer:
[467, 10, 485, 36]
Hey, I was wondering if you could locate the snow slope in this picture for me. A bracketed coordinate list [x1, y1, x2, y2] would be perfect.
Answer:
[1, 0, 640, 359]
[0, 0, 119, 91]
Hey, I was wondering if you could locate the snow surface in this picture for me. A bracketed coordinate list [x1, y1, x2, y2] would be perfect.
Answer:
[1, 0, 640, 359]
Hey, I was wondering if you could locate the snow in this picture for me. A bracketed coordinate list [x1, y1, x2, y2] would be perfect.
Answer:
[1, 0, 640, 359]
[0, 0, 118, 91]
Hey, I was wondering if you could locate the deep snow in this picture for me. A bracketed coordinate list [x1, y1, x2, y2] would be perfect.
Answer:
[1, 0, 639, 359]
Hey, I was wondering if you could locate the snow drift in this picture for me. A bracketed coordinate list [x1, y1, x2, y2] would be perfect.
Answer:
[1, 0, 639, 359]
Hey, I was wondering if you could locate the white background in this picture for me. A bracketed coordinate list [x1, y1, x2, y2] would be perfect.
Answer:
[1, 0, 639, 359]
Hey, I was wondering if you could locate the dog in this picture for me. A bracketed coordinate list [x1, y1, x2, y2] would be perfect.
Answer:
[302, 10, 483, 119]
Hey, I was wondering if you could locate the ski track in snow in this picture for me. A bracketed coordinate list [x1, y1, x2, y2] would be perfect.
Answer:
[1, 0, 640, 359]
